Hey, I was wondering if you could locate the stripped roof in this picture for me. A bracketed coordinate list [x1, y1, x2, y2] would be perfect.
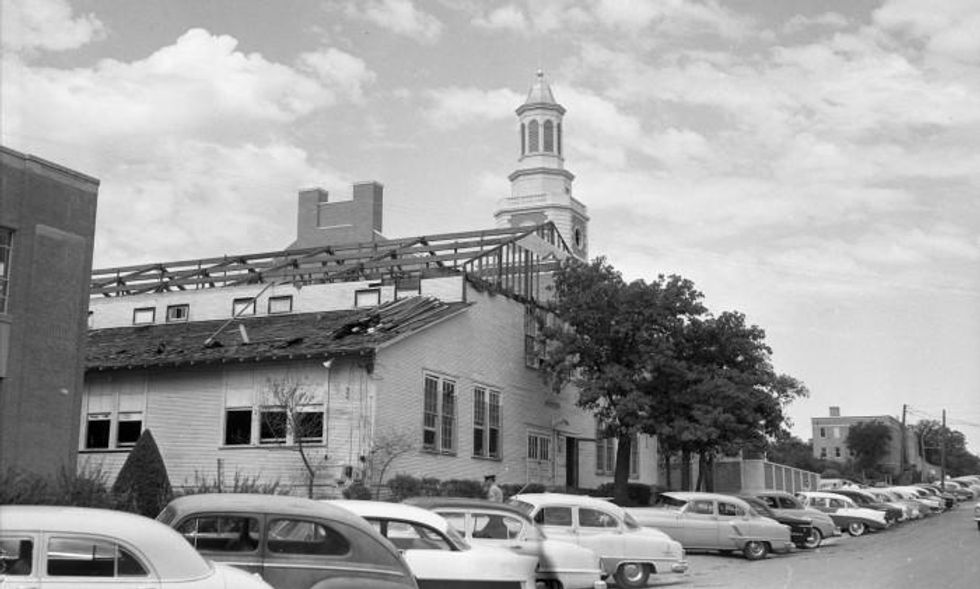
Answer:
[90, 223, 569, 304]
[87, 296, 469, 371]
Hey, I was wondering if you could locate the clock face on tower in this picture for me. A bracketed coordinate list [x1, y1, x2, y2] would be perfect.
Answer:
[572, 221, 586, 257]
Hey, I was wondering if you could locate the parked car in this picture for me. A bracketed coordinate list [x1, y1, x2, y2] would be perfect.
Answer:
[886, 486, 943, 514]
[626, 491, 794, 561]
[158, 493, 418, 589]
[737, 495, 820, 549]
[828, 489, 903, 523]
[405, 496, 606, 589]
[865, 488, 923, 520]
[916, 484, 957, 509]
[795, 491, 890, 536]
[508, 492, 688, 588]
[1, 505, 272, 589]
[744, 490, 842, 547]
[328, 499, 538, 589]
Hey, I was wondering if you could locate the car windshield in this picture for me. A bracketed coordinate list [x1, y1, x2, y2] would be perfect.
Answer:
[652, 495, 685, 510]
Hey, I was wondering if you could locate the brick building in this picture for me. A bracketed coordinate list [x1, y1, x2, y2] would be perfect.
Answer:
[0, 146, 99, 477]
[811, 406, 928, 477]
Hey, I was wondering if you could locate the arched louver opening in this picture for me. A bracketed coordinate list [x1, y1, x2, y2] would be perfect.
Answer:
[557, 122, 563, 156]
[543, 120, 554, 152]
[520, 123, 526, 156]
[528, 120, 539, 152]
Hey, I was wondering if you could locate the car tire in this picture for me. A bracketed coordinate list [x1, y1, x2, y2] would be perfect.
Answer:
[742, 541, 769, 561]
[847, 522, 867, 536]
[801, 527, 822, 549]
[613, 562, 650, 588]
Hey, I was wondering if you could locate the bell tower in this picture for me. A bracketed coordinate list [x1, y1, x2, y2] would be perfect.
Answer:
[495, 71, 589, 259]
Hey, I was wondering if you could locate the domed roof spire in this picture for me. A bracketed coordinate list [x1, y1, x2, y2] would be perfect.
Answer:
[518, 69, 564, 115]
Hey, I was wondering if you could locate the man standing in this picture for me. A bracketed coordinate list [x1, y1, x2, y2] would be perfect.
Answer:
[484, 474, 503, 502]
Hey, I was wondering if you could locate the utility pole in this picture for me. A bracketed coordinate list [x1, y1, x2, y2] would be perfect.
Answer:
[940, 409, 947, 491]
[900, 404, 907, 482]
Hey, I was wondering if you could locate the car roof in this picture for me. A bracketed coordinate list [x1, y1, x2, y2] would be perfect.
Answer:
[404, 497, 532, 520]
[327, 500, 451, 532]
[799, 491, 852, 500]
[0, 505, 212, 580]
[750, 490, 797, 498]
[166, 493, 374, 525]
[661, 492, 752, 507]
[507, 493, 628, 515]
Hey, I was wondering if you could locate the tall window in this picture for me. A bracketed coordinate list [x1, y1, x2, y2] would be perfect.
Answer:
[557, 122, 563, 155]
[0, 227, 11, 313]
[473, 386, 501, 459]
[527, 432, 550, 461]
[524, 306, 550, 369]
[528, 120, 539, 152]
[543, 120, 554, 152]
[83, 380, 144, 450]
[520, 123, 526, 155]
[423, 374, 456, 453]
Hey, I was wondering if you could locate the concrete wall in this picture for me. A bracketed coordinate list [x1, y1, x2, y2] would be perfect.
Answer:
[0, 146, 99, 478]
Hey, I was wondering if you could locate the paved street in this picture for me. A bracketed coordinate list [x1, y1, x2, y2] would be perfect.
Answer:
[641, 506, 979, 589]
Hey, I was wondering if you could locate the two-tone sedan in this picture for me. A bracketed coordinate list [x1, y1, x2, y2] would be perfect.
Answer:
[159, 493, 418, 589]
[509, 493, 688, 588]
[406, 496, 607, 589]
[746, 490, 842, 548]
[738, 495, 820, 549]
[1, 505, 272, 589]
[795, 491, 890, 536]
[329, 499, 538, 589]
[627, 492, 794, 561]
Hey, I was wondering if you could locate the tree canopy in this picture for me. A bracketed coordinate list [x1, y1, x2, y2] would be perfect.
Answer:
[913, 419, 980, 477]
[845, 421, 893, 474]
[540, 256, 807, 500]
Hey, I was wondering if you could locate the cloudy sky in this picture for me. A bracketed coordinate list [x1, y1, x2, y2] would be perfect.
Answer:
[3, 0, 979, 453]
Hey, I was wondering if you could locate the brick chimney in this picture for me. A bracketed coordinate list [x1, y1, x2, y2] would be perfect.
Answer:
[288, 181, 384, 249]
[830, 406, 841, 417]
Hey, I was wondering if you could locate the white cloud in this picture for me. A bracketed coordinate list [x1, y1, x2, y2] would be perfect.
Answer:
[298, 48, 377, 103]
[1, 0, 105, 52]
[873, 0, 980, 64]
[471, 4, 528, 32]
[782, 12, 849, 36]
[423, 87, 523, 130]
[592, 0, 753, 39]
[346, 0, 443, 44]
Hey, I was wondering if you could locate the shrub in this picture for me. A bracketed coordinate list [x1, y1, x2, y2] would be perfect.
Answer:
[343, 483, 373, 499]
[111, 430, 173, 516]
[387, 474, 421, 501]
[592, 482, 653, 506]
[178, 470, 282, 496]
[0, 468, 50, 504]
[439, 479, 484, 498]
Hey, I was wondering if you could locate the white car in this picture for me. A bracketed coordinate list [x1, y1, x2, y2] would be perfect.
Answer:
[509, 493, 688, 588]
[795, 491, 890, 536]
[0, 505, 271, 589]
[329, 500, 538, 589]
[406, 496, 607, 589]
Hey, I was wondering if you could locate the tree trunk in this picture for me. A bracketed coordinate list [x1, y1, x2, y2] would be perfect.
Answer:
[614, 433, 633, 505]
[663, 451, 672, 489]
[296, 440, 316, 498]
[695, 453, 705, 491]
[704, 453, 714, 492]
[681, 449, 692, 490]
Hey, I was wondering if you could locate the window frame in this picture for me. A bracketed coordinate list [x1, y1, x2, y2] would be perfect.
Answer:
[422, 373, 456, 455]
[472, 385, 501, 459]
[268, 295, 293, 314]
[232, 297, 256, 317]
[166, 304, 189, 322]
[354, 289, 380, 308]
[132, 307, 155, 325]
[0, 227, 12, 314]
[527, 432, 551, 461]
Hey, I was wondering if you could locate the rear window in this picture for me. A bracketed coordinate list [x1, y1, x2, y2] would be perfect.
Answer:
[47, 537, 148, 577]
[177, 516, 260, 553]
[268, 519, 350, 556]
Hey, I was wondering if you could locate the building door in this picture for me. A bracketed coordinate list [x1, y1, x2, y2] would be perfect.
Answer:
[565, 437, 578, 487]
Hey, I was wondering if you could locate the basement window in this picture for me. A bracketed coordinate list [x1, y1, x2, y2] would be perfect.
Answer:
[233, 298, 256, 316]
[354, 289, 380, 308]
[268, 295, 293, 314]
[132, 307, 155, 325]
[166, 304, 189, 322]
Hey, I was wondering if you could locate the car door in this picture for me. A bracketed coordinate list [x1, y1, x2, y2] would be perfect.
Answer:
[534, 505, 577, 545]
[261, 516, 360, 589]
[38, 534, 162, 589]
[173, 513, 263, 577]
[368, 517, 486, 587]
[678, 500, 721, 548]
[468, 510, 539, 558]
[574, 506, 625, 556]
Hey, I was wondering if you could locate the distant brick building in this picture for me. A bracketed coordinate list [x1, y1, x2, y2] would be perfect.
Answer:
[0, 146, 99, 477]
[811, 406, 928, 477]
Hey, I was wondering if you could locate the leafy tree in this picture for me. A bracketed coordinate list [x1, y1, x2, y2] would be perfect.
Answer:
[540, 257, 705, 504]
[648, 312, 807, 490]
[112, 429, 172, 517]
[913, 420, 980, 477]
[845, 421, 893, 475]
[766, 433, 829, 473]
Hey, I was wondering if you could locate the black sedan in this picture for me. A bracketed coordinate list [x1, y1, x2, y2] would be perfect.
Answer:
[738, 495, 820, 549]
